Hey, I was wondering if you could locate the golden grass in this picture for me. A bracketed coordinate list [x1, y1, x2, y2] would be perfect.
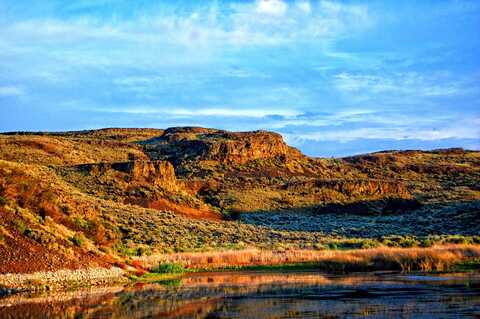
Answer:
[136, 245, 480, 273]
[0, 135, 148, 165]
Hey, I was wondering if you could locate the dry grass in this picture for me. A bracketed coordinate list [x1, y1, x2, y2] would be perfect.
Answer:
[0, 135, 148, 165]
[136, 245, 480, 273]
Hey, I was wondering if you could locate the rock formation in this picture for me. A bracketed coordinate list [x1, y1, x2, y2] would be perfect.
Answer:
[76, 160, 178, 192]
[142, 127, 303, 165]
[283, 178, 411, 199]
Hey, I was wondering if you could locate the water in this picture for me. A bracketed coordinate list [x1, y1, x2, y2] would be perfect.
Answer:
[0, 271, 479, 318]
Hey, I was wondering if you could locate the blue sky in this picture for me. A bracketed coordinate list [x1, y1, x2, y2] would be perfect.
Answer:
[0, 0, 479, 156]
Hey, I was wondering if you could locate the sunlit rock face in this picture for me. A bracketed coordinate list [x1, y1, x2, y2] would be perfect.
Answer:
[76, 160, 178, 192]
[142, 127, 304, 165]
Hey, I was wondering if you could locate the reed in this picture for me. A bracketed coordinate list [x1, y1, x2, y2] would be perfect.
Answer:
[136, 245, 480, 273]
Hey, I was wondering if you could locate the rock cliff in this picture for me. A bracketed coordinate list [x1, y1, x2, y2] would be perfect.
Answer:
[76, 160, 178, 192]
[283, 178, 411, 199]
[142, 127, 303, 165]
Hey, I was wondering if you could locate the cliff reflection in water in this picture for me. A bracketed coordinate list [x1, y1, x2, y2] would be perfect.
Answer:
[0, 271, 479, 319]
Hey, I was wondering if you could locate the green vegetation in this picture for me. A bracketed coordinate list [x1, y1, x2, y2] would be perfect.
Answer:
[152, 263, 186, 274]
[0, 196, 6, 206]
[13, 220, 28, 234]
[69, 234, 85, 247]
[453, 258, 480, 272]
[130, 272, 184, 284]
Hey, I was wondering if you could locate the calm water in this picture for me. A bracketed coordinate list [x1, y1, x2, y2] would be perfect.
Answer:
[0, 271, 479, 318]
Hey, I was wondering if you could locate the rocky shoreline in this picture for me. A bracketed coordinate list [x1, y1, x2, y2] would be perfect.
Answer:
[0, 267, 127, 294]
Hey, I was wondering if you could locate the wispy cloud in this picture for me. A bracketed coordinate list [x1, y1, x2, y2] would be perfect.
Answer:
[0, 86, 24, 97]
[256, 0, 288, 16]
[1, 1, 372, 51]
[96, 106, 301, 119]
[284, 124, 480, 142]
[333, 72, 475, 97]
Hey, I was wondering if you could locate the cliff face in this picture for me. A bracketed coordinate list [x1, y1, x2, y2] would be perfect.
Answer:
[283, 179, 411, 199]
[143, 127, 303, 165]
[76, 160, 178, 192]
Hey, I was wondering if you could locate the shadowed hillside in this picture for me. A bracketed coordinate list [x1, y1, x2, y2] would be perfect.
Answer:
[0, 127, 479, 273]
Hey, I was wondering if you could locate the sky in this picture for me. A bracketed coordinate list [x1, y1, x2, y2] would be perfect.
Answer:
[0, 0, 479, 157]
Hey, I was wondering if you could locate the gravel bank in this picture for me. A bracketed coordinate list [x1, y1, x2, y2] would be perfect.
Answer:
[0, 267, 126, 293]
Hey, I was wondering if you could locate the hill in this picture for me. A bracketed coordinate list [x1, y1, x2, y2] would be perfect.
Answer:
[0, 127, 479, 274]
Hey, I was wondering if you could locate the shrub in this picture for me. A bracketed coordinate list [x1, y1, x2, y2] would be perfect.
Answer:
[419, 238, 435, 248]
[327, 242, 338, 250]
[69, 234, 85, 247]
[0, 195, 6, 206]
[444, 236, 474, 245]
[399, 237, 418, 248]
[360, 239, 380, 249]
[24, 228, 52, 244]
[152, 263, 185, 274]
[115, 243, 138, 256]
[136, 246, 152, 256]
[13, 220, 28, 234]
[381, 239, 399, 247]
[73, 216, 87, 229]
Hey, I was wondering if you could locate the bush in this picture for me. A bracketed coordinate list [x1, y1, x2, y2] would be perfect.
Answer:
[136, 246, 152, 256]
[360, 239, 380, 249]
[0, 195, 6, 206]
[115, 243, 138, 256]
[419, 238, 435, 248]
[69, 234, 85, 247]
[13, 220, 28, 234]
[327, 242, 338, 250]
[399, 237, 418, 248]
[381, 239, 400, 247]
[152, 263, 185, 274]
[444, 236, 474, 245]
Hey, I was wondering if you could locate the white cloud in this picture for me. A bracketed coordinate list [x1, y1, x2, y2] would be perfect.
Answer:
[98, 106, 301, 118]
[333, 72, 473, 97]
[256, 0, 288, 16]
[0, 86, 24, 97]
[1, 1, 372, 53]
[296, 1, 311, 14]
[285, 124, 480, 142]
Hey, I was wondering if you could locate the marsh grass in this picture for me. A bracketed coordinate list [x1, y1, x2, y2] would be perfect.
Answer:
[137, 245, 480, 273]
[152, 263, 186, 274]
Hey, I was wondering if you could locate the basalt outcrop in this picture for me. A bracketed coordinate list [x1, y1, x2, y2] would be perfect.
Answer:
[282, 178, 412, 199]
[142, 127, 303, 165]
[75, 160, 178, 192]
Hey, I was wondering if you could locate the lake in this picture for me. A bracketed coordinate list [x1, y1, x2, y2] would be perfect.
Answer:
[0, 271, 479, 318]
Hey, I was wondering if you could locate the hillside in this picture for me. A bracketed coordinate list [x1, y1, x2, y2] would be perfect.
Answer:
[0, 127, 479, 274]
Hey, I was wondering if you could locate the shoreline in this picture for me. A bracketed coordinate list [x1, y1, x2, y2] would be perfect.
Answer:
[1, 245, 479, 294]
[0, 267, 127, 294]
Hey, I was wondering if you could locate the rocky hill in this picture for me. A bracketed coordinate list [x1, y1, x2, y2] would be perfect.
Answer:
[0, 127, 478, 273]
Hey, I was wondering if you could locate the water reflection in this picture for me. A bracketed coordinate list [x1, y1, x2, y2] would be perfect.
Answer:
[0, 271, 479, 318]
